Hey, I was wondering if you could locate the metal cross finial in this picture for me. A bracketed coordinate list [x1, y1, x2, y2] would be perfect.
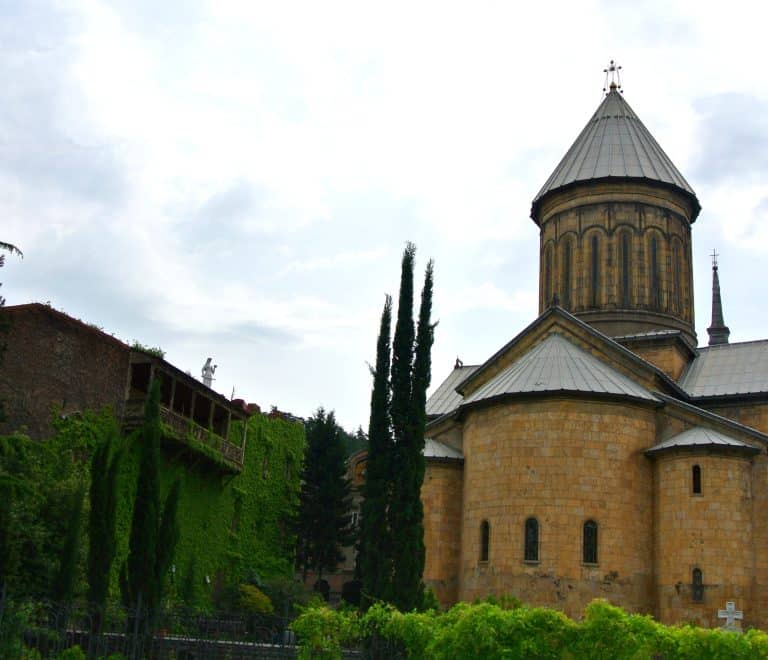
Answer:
[603, 59, 623, 95]
[711, 249, 719, 269]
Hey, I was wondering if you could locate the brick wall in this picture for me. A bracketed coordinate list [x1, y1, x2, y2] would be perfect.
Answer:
[0, 304, 130, 439]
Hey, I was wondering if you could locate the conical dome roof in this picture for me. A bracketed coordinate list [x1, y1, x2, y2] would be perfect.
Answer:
[531, 88, 700, 220]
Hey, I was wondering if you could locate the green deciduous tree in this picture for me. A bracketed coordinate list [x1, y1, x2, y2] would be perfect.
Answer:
[296, 409, 353, 585]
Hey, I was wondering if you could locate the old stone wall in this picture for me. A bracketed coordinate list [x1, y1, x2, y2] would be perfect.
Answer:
[653, 452, 754, 627]
[422, 460, 463, 606]
[535, 181, 695, 345]
[458, 397, 656, 618]
[0, 304, 130, 439]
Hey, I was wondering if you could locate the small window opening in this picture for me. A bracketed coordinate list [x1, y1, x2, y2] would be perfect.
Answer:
[650, 235, 660, 309]
[621, 233, 631, 308]
[692, 568, 704, 602]
[524, 517, 539, 562]
[692, 464, 702, 495]
[590, 234, 600, 308]
[562, 240, 572, 309]
[583, 520, 598, 564]
[480, 520, 490, 562]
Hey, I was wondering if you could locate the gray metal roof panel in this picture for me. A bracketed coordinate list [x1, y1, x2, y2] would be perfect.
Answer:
[463, 333, 658, 405]
[646, 427, 760, 454]
[681, 340, 768, 397]
[424, 438, 463, 461]
[426, 364, 479, 417]
[533, 90, 697, 210]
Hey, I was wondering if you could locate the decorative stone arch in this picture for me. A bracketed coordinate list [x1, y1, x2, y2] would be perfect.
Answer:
[669, 234, 685, 315]
[644, 227, 666, 311]
[558, 232, 578, 310]
[584, 227, 608, 309]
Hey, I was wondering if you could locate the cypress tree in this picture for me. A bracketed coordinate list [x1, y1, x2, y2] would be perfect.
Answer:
[155, 479, 181, 609]
[87, 427, 123, 620]
[358, 295, 393, 606]
[52, 484, 86, 604]
[124, 379, 162, 621]
[392, 259, 434, 611]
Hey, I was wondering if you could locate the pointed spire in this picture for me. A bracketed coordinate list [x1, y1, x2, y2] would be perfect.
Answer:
[707, 250, 730, 346]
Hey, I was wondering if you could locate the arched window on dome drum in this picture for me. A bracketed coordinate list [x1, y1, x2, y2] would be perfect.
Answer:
[672, 241, 682, 313]
[583, 520, 598, 564]
[524, 517, 539, 562]
[590, 234, 599, 308]
[480, 520, 490, 562]
[692, 568, 704, 602]
[562, 240, 572, 309]
[544, 246, 553, 307]
[650, 235, 660, 309]
[692, 464, 702, 495]
[620, 232, 631, 308]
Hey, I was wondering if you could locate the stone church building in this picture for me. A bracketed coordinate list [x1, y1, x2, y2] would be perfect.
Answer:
[422, 79, 768, 629]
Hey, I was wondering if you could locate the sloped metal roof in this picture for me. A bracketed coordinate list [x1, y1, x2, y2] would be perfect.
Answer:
[532, 89, 698, 217]
[424, 438, 463, 461]
[463, 333, 658, 405]
[426, 364, 479, 417]
[646, 426, 760, 455]
[681, 340, 768, 397]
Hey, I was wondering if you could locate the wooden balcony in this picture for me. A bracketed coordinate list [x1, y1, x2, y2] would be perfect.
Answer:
[124, 399, 244, 473]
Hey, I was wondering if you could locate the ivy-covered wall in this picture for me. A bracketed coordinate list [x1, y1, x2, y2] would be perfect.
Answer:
[111, 412, 305, 608]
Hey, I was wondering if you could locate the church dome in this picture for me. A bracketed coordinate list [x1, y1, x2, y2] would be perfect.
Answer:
[531, 87, 700, 222]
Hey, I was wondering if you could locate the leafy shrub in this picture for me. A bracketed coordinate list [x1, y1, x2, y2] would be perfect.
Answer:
[239, 584, 274, 615]
[57, 646, 86, 660]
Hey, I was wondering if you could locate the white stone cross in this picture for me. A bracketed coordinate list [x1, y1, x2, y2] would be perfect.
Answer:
[717, 601, 743, 631]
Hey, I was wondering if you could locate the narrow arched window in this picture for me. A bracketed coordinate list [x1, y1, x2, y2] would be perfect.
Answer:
[620, 232, 631, 308]
[524, 517, 539, 562]
[480, 520, 490, 562]
[672, 241, 681, 313]
[692, 568, 704, 602]
[692, 465, 702, 495]
[562, 240, 572, 309]
[583, 520, 598, 564]
[650, 235, 660, 309]
[590, 234, 600, 308]
[544, 246, 553, 307]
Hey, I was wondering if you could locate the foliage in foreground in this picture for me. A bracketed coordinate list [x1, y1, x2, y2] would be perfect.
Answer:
[291, 598, 768, 659]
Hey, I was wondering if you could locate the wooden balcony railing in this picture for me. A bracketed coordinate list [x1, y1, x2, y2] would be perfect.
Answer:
[123, 399, 244, 472]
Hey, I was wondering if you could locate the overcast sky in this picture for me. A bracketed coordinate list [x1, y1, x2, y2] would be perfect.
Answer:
[3, 1, 768, 431]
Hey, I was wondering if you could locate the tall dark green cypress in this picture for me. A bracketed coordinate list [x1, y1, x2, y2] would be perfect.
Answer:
[155, 479, 181, 609]
[52, 484, 86, 604]
[88, 427, 122, 618]
[358, 295, 393, 606]
[124, 379, 162, 619]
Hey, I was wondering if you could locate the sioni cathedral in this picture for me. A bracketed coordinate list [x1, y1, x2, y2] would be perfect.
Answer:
[422, 71, 768, 629]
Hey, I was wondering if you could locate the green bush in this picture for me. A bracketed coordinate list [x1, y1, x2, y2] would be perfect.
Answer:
[57, 646, 86, 660]
[290, 597, 768, 659]
[239, 584, 274, 615]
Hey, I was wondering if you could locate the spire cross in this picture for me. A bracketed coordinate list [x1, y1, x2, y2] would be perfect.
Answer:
[603, 59, 623, 95]
[711, 249, 719, 269]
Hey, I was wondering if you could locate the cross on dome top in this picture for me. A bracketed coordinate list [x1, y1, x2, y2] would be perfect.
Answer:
[711, 249, 719, 269]
[603, 59, 623, 94]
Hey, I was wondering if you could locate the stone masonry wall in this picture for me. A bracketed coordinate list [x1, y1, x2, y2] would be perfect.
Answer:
[422, 460, 463, 607]
[653, 452, 754, 627]
[459, 397, 656, 618]
[0, 304, 130, 439]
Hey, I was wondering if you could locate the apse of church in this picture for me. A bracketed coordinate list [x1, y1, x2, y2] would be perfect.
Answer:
[423, 64, 768, 629]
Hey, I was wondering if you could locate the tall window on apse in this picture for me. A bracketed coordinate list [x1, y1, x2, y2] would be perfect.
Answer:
[480, 520, 490, 562]
[621, 232, 631, 308]
[673, 241, 682, 313]
[692, 464, 702, 495]
[524, 517, 539, 562]
[692, 568, 704, 602]
[544, 246, 552, 307]
[650, 235, 660, 309]
[562, 240, 572, 309]
[590, 234, 600, 308]
[583, 520, 598, 564]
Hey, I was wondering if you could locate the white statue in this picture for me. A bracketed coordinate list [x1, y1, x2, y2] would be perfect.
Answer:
[202, 357, 217, 387]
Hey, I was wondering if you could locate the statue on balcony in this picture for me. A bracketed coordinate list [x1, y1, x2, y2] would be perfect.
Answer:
[202, 357, 217, 388]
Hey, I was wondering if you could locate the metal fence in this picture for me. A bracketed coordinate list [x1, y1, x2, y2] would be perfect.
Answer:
[0, 591, 305, 659]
